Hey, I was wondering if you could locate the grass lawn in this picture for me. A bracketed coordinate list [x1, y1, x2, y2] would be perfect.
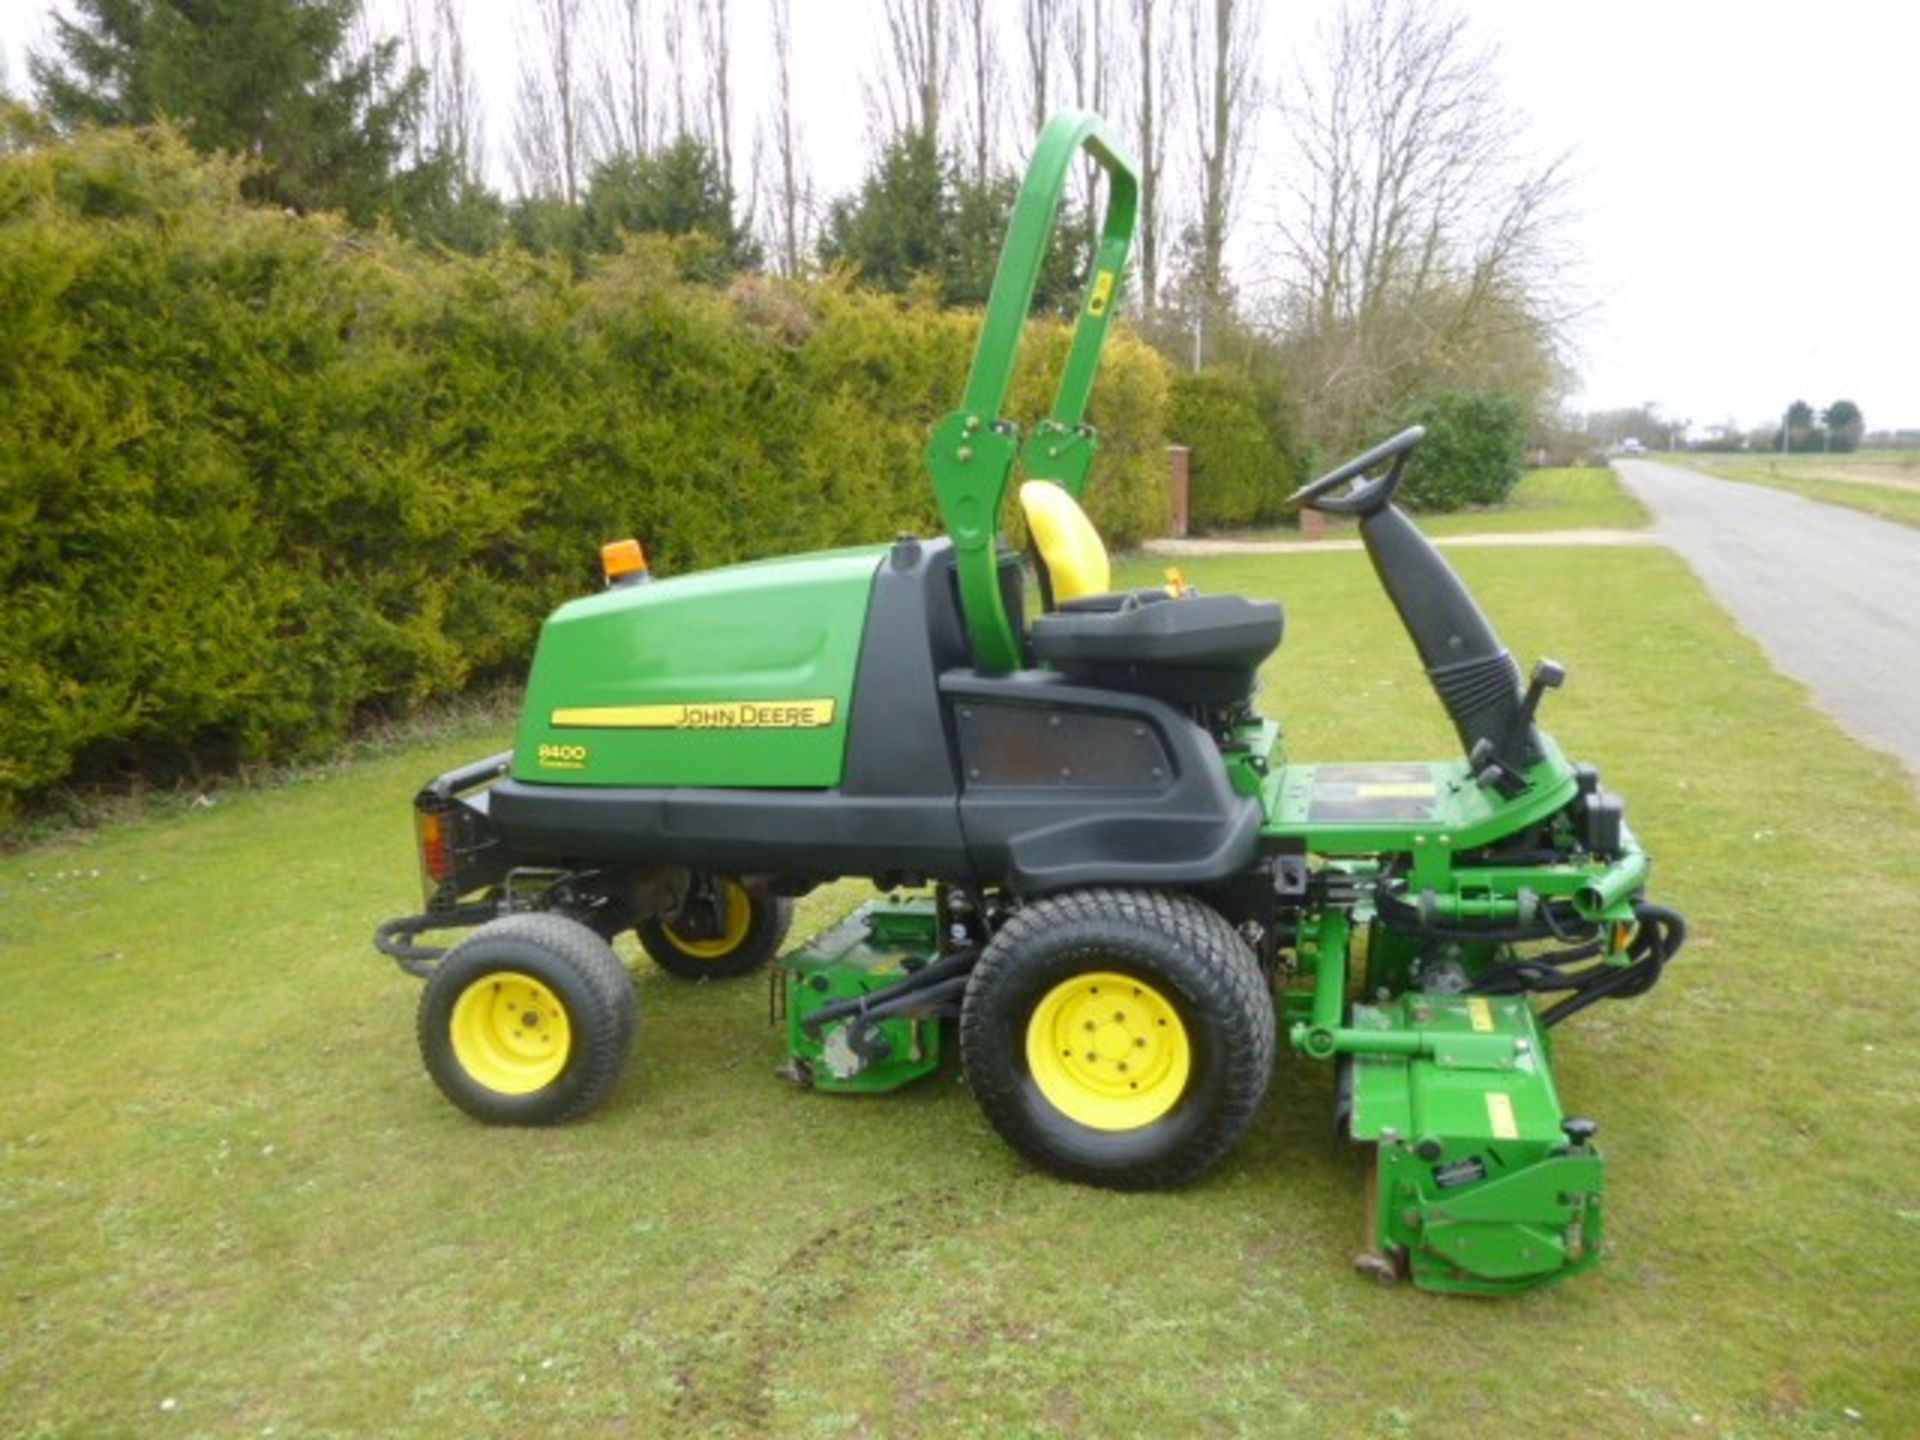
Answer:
[1225, 466, 1649, 542]
[4, 544, 1917, 1438]
[1669, 453, 1920, 529]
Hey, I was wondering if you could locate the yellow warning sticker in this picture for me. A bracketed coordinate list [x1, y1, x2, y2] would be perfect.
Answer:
[1087, 269, 1116, 315]
[1485, 1091, 1519, 1141]
[1467, 996, 1494, 1033]
[1356, 782, 1438, 799]
[551, 699, 837, 730]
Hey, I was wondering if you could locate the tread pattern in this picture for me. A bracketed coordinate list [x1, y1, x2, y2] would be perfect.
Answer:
[960, 887, 1275, 1191]
[418, 912, 638, 1125]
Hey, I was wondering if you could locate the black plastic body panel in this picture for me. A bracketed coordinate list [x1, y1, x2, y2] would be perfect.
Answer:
[481, 537, 1262, 895]
[942, 671, 1262, 891]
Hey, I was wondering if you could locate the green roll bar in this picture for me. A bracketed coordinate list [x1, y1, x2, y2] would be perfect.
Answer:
[924, 110, 1140, 673]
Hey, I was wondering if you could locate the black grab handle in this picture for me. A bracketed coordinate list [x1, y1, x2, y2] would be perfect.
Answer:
[1285, 425, 1426, 516]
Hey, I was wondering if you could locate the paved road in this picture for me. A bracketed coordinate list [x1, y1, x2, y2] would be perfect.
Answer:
[1614, 459, 1920, 780]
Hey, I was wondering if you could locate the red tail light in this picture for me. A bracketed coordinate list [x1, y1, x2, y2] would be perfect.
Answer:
[417, 808, 454, 887]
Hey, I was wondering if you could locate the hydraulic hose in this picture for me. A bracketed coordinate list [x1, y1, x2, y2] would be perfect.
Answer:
[1538, 903, 1686, 1027]
[799, 945, 980, 1036]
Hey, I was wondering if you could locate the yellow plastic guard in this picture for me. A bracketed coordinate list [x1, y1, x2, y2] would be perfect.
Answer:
[1019, 480, 1111, 604]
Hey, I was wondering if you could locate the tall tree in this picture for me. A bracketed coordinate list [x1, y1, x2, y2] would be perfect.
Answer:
[1269, 0, 1570, 449]
[592, 0, 653, 160]
[821, 127, 1086, 310]
[399, 0, 501, 251]
[874, 0, 949, 143]
[1060, 0, 1113, 260]
[584, 132, 757, 274]
[1279, 0, 1565, 333]
[956, 0, 997, 186]
[1823, 399, 1864, 453]
[1182, 0, 1262, 355]
[1020, 0, 1060, 136]
[820, 127, 948, 291]
[1128, 0, 1173, 310]
[766, 0, 809, 275]
[31, 0, 429, 223]
[697, 0, 733, 182]
[513, 0, 588, 202]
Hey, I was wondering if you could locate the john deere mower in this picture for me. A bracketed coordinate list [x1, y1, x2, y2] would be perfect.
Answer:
[375, 112, 1683, 1295]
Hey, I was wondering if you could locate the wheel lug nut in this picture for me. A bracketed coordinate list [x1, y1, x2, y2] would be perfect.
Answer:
[1117, 1061, 1129, 1073]
[1135, 1037, 1147, 1047]
[1085, 1052, 1098, 1063]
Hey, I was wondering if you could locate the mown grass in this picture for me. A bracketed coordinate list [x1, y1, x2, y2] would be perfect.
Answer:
[1229, 465, 1649, 542]
[1412, 464, 1651, 535]
[1672, 453, 1920, 528]
[4, 544, 1917, 1438]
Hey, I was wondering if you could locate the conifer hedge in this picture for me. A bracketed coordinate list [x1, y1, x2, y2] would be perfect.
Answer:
[0, 128, 1170, 815]
[1167, 369, 1303, 531]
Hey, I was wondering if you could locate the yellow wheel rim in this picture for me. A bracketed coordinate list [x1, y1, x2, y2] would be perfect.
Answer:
[663, 879, 753, 959]
[449, 971, 573, 1095]
[1025, 971, 1191, 1130]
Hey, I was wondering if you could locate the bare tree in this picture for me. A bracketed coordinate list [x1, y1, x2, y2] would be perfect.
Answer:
[1182, 0, 1263, 349]
[1020, 0, 1061, 135]
[767, 0, 810, 273]
[1127, 0, 1174, 310]
[664, 0, 691, 138]
[1277, 0, 1567, 331]
[873, 0, 950, 142]
[1272, 0, 1572, 447]
[513, 0, 589, 201]
[592, 0, 653, 159]
[956, 0, 997, 185]
[698, 0, 734, 181]
[1060, 0, 1113, 256]
[404, 0, 486, 179]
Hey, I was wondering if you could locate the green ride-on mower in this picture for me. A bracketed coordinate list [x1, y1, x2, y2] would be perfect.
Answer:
[375, 112, 1683, 1296]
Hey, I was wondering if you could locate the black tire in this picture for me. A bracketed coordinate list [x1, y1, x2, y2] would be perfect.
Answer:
[418, 913, 637, 1125]
[637, 875, 792, 980]
[960, 888, 1275, 1190]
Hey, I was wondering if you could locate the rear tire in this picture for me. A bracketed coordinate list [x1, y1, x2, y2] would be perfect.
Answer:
[418, 913, 636, 1125]
[960, 888, 1274, 1190]
[638, 875, 792, 980]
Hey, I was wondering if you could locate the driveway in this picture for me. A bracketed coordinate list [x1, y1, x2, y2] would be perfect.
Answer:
[1614, 458, 1920, 780]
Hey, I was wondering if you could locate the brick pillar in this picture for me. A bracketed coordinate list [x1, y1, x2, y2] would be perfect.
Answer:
[1300, 506, 1326, 542]
[1167, 445, 1192, 537]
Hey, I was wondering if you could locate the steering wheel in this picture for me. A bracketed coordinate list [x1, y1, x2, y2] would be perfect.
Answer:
[1284, 425, 1426, 517]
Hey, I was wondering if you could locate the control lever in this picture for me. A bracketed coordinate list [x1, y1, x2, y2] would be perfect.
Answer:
[1469, 660, 1566, 795]
[1515, 658, 1566, 736]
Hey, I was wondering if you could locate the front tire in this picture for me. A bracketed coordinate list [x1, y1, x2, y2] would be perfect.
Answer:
[960, 888, 1275, 1190]
[418, 913, 637, 1125]
[638, 875, 792, 980]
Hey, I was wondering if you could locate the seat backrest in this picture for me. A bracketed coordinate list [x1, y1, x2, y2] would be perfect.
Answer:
[1019, 480, 1111, 605]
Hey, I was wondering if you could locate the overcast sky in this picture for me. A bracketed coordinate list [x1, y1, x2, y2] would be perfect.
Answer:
[3, 0, 1914, 433]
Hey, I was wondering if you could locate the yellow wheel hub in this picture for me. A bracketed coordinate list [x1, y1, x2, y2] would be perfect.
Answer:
[1025, 971, 1191, 1130]
[449, 971, 572, 1095]
[664, 879, 753, 959]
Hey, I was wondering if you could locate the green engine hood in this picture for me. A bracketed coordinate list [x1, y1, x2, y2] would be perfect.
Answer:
[512, 546, 886, 788]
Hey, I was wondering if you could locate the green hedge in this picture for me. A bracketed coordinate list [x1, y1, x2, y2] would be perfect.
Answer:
[1393, 391, 1527, 511]
[1167, 369, 1301, 531]
[0, 127, 1169, 816]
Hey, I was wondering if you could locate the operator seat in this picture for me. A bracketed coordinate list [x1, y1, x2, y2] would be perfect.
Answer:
[1018, 480, 1284, 707]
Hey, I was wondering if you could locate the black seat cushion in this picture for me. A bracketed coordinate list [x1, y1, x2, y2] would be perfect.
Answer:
[1029, 592, 1284, 706]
